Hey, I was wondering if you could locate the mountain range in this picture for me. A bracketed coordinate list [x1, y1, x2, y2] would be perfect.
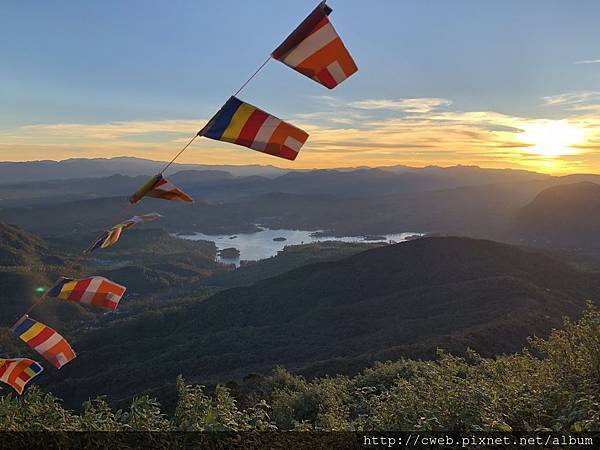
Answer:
[0, 157, 288, 183]
[0, 160, 590, 237]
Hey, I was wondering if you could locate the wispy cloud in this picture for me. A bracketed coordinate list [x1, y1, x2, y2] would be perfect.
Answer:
[348, 98, 451, 113]
[542, 91, 600, 107]
[574, 59, 600, 64]
[13, 119, 204, 141]
[4, 94, 600, 173]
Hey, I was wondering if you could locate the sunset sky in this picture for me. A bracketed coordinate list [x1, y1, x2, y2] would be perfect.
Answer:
[2, 0, 600, 173]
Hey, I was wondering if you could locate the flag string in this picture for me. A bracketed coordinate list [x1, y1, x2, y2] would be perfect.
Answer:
[159, 134, 200, 175]
[11, 202, 135, 329]
[4, 0, 359, 394]
[9, 53, 275, 328]
[232, 56, 272, 98]
[160, 55, 273, 174]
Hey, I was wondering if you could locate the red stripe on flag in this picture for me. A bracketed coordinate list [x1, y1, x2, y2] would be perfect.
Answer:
[236, 109, 269, 148]
[316, 68, 337, 89]
[280, 146, 300, 160]
[154, 179, 168, 188]
[308, 16, 330, 37]
[26, 327, 55, 349]
[272, 2, 331, 59]
[7, 361, 30, 389]
[17, 370, 30, 381]
[68, 278, 92, 301]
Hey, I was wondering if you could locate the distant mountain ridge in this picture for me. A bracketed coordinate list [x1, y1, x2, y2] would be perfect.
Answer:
[4, 158, 600, 245]
[0, 160, 552, 203]
[0, 157, 288, 183]
[0, 157, 555, 185]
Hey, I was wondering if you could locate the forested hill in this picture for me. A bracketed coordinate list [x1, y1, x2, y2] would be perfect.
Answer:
[0, 222, 73, 328]
[43, 236, 600, 407]
[0, 222, 227, 355]
[0, 222, 48, 266]
[516, 181, 600, 253]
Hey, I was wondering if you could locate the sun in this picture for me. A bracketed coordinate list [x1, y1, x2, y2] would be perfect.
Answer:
[518, 121, 584, 157]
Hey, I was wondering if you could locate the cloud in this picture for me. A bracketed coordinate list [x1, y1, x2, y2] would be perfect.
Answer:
[574, 59, 600, 64]
[295, 111, 369, 125]
[542, 91, 600, 107]
[11, 119, 205, 141]
[349, 98, 451, 113]
[4, 95, 600, 174]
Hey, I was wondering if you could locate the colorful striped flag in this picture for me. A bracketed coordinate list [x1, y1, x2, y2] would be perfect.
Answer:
[88, 212, 162, 252]
[272, 1, 357, 89]
[89, 227, 122, 252]
[0, 358, 43, 394]
[13, 316, 76, 369]
[202, 96, 309, 161]
[48, 276, 126, 311]
[129, 174, 193, 204]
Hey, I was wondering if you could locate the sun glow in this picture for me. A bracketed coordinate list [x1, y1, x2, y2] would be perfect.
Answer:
[518, 121, 584, 157]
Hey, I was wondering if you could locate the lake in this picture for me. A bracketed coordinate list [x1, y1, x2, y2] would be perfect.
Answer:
[177, 228, 423, 266]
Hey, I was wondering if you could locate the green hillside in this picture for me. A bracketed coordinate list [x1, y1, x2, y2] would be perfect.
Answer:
[0, 224, 228, 351]
[0, 222, 86, 332]
[516, 181, 600, 254]
[2, 306, 599, 434]
[41, 237, 599, 408]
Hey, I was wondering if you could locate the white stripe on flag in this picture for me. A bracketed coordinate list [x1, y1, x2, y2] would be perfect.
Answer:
[157, 181, 175, 193]
[79, 277, 103, 304]
[56, 352, 70, 367]
[282, 22, 338, 67]
[106, 293, 119, 308]
[252, 116, 281, 151]
[326, 61, 346, 84]
[33, 333, 62, 353]
[283, 136, 303, 152]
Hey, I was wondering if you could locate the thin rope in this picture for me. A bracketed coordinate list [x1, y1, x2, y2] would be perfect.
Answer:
[12, 201, 134, 328]
[159, 133, 199, 175]
[10, 55, 274, 330]
[159, 56, 272, 175]
[232, 56, 272, 98]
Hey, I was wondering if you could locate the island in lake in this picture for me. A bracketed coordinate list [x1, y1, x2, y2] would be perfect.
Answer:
[218, 247, 241, 258]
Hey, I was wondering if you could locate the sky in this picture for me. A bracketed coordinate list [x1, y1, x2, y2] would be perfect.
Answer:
[2, 0, 600, 174]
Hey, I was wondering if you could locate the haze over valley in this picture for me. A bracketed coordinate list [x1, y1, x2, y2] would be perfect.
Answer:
[2, 157, 600, 409]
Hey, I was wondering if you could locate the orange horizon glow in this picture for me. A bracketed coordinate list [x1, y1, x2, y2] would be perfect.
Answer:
[2, 97, 600, 176]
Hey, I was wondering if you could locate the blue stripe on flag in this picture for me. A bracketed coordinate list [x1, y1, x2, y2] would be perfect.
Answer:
[48, 278, 70, 297]
[14, 318, 35, 336]
[90, 232, 109, 252]
[204, 97, 243, 140]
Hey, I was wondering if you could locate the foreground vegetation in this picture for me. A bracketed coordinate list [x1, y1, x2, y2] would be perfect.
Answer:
[1, 305, 598, 431]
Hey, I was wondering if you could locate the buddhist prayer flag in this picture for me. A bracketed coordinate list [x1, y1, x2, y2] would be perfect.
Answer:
[48, 276, 126, 311]
[272, 1, 357, 89]
[89, 226, 123, 252]
[0, 358, 43, 394]
[129, 174, 193, 204]
[201, 96, 309, 161]
[88, 212, 162, 252]
[13, 316, 76, 369]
